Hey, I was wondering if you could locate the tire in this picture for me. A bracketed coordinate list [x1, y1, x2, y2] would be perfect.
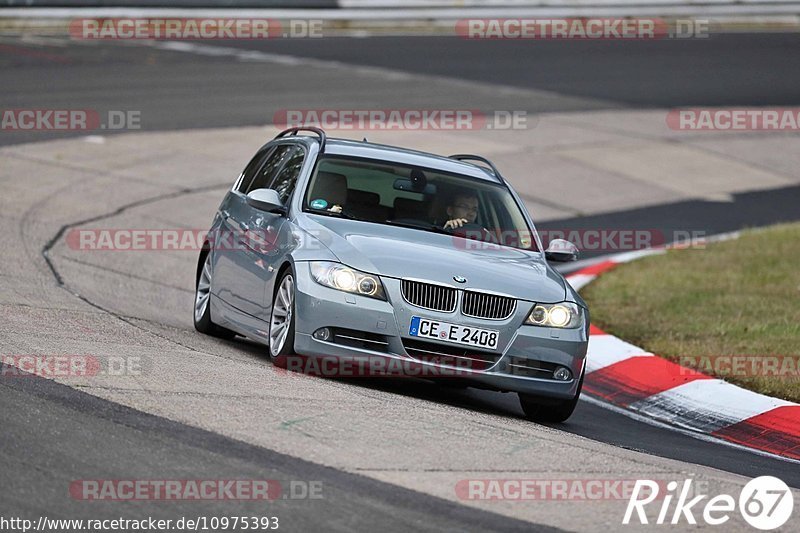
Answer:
[193, 251, 236, 340]
[268, 270, 296, 361]
[519, 370, 584, 423]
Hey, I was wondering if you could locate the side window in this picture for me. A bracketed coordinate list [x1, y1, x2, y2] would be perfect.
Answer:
[269, 145, 306, 204]
[244, 145, 293, 194]
[236, 147, 273, 193]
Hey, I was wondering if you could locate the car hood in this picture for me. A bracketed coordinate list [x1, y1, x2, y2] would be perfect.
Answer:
[298, 215, 567, 303]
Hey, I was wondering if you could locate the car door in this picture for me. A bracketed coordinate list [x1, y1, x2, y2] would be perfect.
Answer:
[213, 144, 291, 315]
[222, 143, 306, 320]
[212, 145, 272, 307]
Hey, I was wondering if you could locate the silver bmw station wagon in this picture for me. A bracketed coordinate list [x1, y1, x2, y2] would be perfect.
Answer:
[194, 127, 589, 422]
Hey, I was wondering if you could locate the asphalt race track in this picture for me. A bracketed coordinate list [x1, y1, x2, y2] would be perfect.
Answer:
[1, 363, 547, 531]
[1, 32, 800, 531]
[3, 33, 800, 145]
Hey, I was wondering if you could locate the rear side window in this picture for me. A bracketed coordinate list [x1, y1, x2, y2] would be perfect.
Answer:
[243, 145, 294, 195]
[268, 145, 306, 204]
[236, 147, 272, 193]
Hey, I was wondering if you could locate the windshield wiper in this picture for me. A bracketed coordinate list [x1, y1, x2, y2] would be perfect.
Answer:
[306, 208, 357, 220]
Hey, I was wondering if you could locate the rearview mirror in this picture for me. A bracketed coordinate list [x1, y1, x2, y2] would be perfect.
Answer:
[246, 189, 287, 216]
[393, 178, 436, 195]
[545, 239, 579, 262]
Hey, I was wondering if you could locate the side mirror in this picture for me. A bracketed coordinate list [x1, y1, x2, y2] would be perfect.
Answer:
[246, 189, 287, 216]
[545, 239, 579, 262]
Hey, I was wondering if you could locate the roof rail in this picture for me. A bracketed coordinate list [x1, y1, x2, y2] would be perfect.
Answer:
[274, 127, 326, 152]
[448, 154, 504, 182]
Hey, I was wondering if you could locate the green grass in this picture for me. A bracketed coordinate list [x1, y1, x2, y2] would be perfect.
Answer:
[582, 223, 800, 403]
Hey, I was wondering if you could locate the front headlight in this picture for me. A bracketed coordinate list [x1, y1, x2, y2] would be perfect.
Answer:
[525, 302, 583, 329]
[309, 261, 387, 301]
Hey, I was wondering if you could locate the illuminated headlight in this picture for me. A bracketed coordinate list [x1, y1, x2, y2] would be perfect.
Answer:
[310, 262, 386, 300]
[525, 302, 583, 329]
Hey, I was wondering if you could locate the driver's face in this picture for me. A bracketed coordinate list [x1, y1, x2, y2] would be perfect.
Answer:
[447, 196, 479, 223]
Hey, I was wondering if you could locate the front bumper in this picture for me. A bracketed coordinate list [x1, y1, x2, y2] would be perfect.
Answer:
[292, 262, 588, 400]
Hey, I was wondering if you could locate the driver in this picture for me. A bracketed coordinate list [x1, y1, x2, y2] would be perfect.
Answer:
[443, 192, 479, 230]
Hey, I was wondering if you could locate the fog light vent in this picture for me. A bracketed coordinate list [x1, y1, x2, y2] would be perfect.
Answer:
[553, 366, 572, 381]
[313, 328, 331, 341]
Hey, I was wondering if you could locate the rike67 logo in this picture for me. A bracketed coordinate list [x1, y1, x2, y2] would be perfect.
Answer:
[624, 476, 793, 529]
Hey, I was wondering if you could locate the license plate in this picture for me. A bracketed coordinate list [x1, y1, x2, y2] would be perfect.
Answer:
[409, 316, 499, 350]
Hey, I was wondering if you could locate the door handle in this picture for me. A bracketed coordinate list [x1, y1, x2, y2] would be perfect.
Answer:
[224, 214, 247, 232]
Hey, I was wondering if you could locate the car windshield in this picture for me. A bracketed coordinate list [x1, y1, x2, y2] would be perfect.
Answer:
[303, 155, 539, 251]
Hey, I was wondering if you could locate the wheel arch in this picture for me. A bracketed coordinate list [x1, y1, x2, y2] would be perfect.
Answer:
[195, 241, 212, 286]
[272, 260, 296, 301]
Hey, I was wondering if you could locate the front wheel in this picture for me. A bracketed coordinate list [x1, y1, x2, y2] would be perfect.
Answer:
[193, 252, 236, 339]
[519, 370, 584, 423]
[269, 271, 296, 360]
